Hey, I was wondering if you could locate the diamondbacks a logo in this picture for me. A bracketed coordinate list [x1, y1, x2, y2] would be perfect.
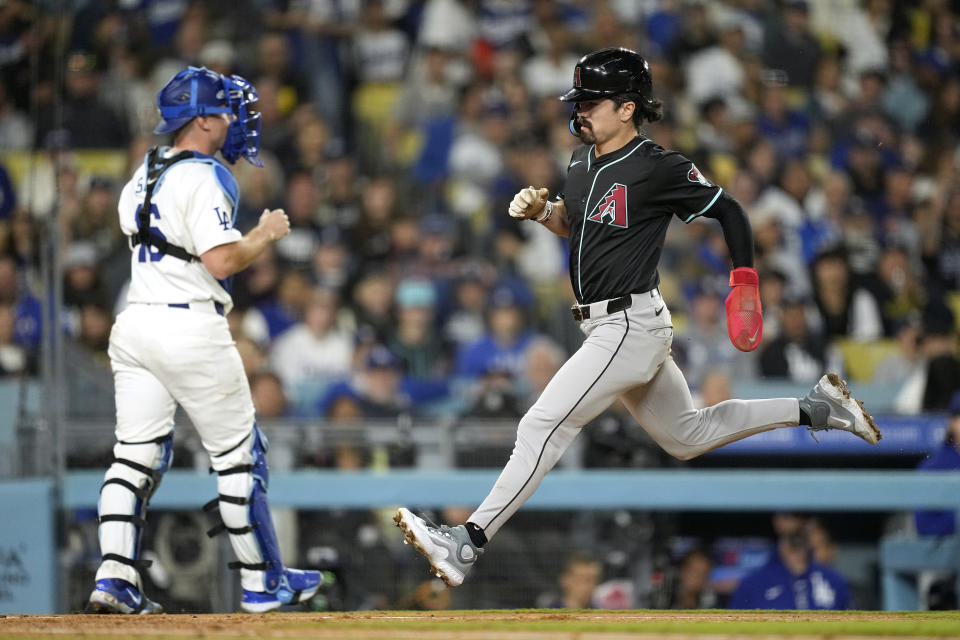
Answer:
[588, 183, 628, 228]
[687, 164, 713, 187]
[574, 67, 581, 87]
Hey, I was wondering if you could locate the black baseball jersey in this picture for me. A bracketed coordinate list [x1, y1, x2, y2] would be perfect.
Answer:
[561, 135, 723, 304]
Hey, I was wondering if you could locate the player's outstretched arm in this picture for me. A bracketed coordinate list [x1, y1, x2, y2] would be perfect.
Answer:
[703, 192, 763, 352]
[507, 186, 570, 238]
[201, 208, 291, 280]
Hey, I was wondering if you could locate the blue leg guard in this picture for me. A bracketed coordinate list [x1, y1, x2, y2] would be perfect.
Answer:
[208, 426, 321, 612]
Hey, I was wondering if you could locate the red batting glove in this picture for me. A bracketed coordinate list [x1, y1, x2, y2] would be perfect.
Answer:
[725, 267, 763, 352]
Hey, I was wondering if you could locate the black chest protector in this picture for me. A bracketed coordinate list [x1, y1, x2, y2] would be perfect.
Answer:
[131, 147, 200, 262]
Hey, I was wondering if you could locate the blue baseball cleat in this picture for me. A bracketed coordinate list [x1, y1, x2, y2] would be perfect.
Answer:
[240, 568, 322, 613]
[88, 578, 163, 614]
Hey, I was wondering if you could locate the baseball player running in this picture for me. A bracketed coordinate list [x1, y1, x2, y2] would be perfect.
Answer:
[395, 48, 881, 588]
[88, 66, 320, 614]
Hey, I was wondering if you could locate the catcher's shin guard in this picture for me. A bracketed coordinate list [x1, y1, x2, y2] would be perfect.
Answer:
[205, 426, 320, 609]
[96, 432, 174, 587]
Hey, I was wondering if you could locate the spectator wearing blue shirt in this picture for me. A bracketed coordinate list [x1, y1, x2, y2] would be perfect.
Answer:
[248, 268, 310, 342]
[0, 161, 15, 220]
[316, 344, 448, 419]
[388, 278, 452, 381]
[914, 394, 960, 536]
[730, 513, 851, 610]
[0, 254, 41, 354]
[911, 393, 960, 610]
[455, 281, 535, 381]
[755, 79, 810, 160]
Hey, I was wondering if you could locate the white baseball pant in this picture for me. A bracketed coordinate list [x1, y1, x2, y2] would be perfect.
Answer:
[97, 303, 256, 585]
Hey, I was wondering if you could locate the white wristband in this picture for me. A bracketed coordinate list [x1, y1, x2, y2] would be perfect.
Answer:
[535, 200, 553, 223]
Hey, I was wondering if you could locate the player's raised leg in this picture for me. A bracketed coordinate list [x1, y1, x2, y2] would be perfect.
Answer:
[621, 356, 799, 460]
[621, 358, 879, 460]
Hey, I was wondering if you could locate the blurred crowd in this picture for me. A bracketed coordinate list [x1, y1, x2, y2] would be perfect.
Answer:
[1, 0, 960, 423]
[534, 513, 854, 611]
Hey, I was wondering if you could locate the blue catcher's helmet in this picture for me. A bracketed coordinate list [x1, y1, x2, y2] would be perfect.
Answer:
[154, 66, 263, 166]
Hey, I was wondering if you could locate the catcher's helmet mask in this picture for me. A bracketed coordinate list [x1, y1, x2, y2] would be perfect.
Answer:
[560, 47, 661, 136]
[154, 66, 263, 166]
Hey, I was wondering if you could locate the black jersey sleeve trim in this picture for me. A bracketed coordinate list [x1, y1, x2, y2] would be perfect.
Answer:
[683, 186, 723, 223]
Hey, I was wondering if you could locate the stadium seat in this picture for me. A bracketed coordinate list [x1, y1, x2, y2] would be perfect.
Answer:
[834, 338, 899, 383]
[948, 292, 960, 332]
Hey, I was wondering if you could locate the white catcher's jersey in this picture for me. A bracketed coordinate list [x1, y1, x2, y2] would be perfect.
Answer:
[118, 149, 243, 313]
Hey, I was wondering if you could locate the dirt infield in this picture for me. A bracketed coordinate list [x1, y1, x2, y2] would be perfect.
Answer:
[2, 610, 960, 640]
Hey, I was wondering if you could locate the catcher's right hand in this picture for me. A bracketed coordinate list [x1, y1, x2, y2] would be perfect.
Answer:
[508, 186, 550, 220]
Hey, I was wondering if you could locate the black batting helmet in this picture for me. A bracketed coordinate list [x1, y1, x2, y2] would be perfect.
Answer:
[560, 48, 661, 135]
[559, 47, 653, 103]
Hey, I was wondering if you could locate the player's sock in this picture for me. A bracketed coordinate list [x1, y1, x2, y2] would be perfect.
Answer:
[798, 407, 812, 426]
[466, 522, 487, 548]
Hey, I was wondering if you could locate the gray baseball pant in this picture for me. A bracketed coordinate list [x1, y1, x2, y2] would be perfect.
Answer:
[469, 290, 799, 538]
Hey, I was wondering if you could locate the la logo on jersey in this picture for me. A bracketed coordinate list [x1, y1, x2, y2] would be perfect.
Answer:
[687, 164, 713, 187]
[214, 206, 231, 230]
[588, 183, 628, 228]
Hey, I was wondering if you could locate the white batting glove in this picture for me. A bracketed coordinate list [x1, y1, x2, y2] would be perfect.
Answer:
[508, 186, 550, 220]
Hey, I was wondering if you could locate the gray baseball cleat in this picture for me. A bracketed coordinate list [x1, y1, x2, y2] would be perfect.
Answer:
[801, 373, 881, 444]
[394, 507, 482, 587]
